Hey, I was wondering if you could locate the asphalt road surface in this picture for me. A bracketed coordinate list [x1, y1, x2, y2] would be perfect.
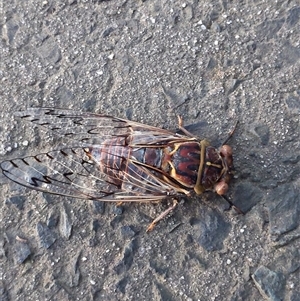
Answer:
[1, 1, 299, 300]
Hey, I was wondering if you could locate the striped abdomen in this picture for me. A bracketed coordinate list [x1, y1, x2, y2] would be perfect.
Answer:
[86, 137, 165, 188]
[86, 137, 130, 187]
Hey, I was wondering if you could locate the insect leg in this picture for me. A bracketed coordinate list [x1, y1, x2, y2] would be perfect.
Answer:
[177, 116, 197, 138]
[222, 195, 244, 215]
[222, 120, 239, 145]
[146, 199, 178, 232]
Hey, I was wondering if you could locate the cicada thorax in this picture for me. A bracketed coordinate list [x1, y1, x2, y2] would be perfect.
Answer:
[161, 141, 200, 188]
[159, 140, 232, 195]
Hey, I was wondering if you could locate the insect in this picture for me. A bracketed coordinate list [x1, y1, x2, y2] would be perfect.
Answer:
[0, 108, 239, 231]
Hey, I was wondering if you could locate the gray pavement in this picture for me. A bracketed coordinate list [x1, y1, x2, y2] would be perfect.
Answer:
[0, 1, 299, 300]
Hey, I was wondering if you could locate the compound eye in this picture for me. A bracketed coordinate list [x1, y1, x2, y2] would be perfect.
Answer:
[220, 145, 233, 157]
[220, 145, 233, 168]
[215, 181, 228, 195]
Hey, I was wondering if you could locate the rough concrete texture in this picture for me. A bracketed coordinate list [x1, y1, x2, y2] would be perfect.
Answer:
[0, 1, 299, 301]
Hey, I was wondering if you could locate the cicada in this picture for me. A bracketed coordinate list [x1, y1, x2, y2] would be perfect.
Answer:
[0, 108, 239, 231]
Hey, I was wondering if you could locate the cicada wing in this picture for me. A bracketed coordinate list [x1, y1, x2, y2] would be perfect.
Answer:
[0, 147, 180, 202]
[14, 108, 181, 146]
[1, 148, 107, 199]
[14, 108, 194, 148]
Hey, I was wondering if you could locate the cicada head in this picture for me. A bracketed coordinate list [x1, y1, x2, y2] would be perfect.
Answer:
[198, 144, 234, 196]
[214, 144, 233, 196]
